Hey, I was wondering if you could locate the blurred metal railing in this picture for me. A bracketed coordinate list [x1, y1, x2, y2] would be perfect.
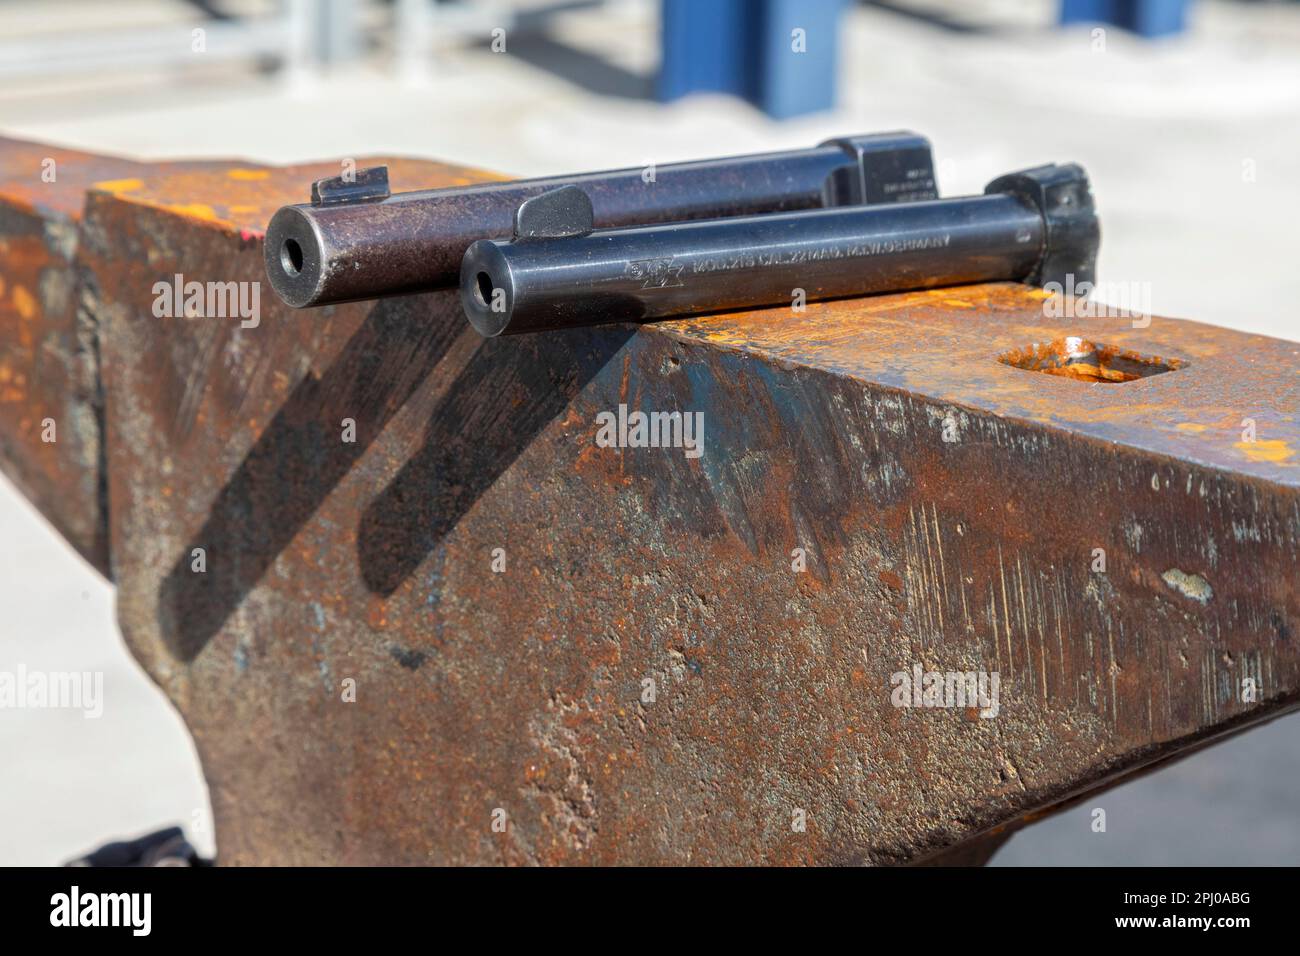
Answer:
[0, 0, 315, 79]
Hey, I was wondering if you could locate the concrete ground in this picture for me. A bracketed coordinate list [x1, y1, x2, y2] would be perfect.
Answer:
[0, 0, 1296, 865]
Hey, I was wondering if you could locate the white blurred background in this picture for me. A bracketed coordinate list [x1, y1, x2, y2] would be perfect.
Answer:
[0, 0, 1297, 865]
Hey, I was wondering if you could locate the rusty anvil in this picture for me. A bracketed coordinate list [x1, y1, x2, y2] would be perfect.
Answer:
[0, 136, 1296, 865]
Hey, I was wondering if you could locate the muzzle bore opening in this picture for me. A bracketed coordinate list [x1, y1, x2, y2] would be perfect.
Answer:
[474, 271, 495, 310]
[281, 237, 304, 277]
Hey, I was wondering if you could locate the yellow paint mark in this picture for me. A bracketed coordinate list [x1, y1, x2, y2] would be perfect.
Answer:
[94, 178, 144, 193]
[11, 285, 37, 320]
[1235, 439, 1294, 464]
[227, 168, 270, 181]
[167, 203, 222, 223]
[1175, 422, 1208, 433]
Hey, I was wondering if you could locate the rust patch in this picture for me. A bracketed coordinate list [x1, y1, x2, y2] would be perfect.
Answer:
[10, 284, 36, 320]
[1235, 439, 1295, 464]
[94, 177, 144, 194]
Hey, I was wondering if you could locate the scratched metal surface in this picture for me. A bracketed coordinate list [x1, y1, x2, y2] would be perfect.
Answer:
[2, 138, 1297, 863]
[0, 138, 148, 574]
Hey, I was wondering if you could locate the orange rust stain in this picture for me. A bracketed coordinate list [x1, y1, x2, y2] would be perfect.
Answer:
[11, 285, 37, 320]
[167, 202, 224, 223]
[1235, 439, 1295, 464]
[367, 596, 389, 629]
[227, 169, 271, 182]
[94, 178, 144, 193]
[0, 363, 20, 402]
[1176, 422, 1208, 433]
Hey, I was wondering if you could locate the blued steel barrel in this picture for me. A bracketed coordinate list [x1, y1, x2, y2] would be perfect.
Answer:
[461, 192, 1046, 336]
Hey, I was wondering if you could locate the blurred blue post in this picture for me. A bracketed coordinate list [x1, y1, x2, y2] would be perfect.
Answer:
[658, 0, 847, 119]
[1060, 0, 1191, 39]
[1120, 0, 1190, 38]
[751, 0, 844, 119]
[658, 0, 749, 102]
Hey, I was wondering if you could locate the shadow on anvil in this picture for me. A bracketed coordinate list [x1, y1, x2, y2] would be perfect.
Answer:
[156, 291, 634, 662]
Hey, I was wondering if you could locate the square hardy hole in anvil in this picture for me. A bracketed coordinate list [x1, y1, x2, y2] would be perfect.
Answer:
[997, 336, 1185, 383]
